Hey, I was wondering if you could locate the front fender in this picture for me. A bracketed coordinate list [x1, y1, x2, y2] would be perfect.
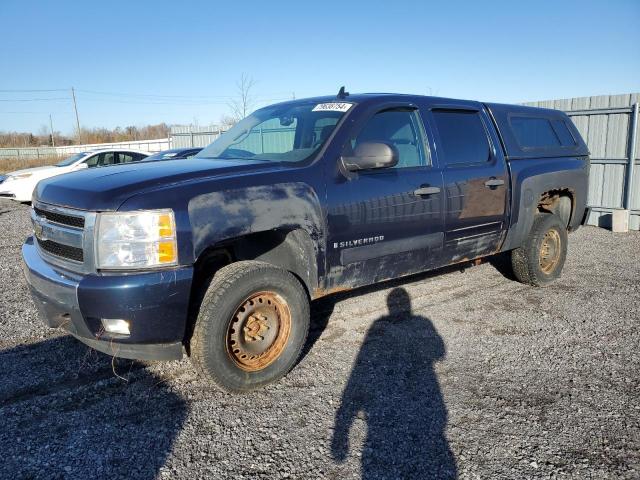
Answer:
[188, 182, 325, 263]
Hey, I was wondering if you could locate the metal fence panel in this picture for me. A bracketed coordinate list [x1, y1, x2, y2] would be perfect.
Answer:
[170, 125, 224, 148]
[0, 138, 169, 160]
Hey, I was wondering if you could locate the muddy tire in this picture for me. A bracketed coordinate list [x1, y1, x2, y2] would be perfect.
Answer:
[190, 261, 310, 392]
[510, 213, 568, 287]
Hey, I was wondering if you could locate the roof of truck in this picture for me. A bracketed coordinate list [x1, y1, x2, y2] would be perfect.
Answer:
[270, 93, 590, 160]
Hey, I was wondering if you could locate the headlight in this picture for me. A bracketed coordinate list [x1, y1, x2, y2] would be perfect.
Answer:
[96, 209, 178, 269]
[9, 172, 32, 180]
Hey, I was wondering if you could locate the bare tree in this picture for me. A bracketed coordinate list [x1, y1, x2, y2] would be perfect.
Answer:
[219, 114, 237, 129]
[228, 74, 256, 122]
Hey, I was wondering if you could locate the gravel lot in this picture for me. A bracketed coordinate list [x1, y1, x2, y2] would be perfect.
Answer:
[0, 199, 638, 479]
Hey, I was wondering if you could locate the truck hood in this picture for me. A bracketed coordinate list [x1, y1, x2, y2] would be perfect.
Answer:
[35, 158, 281, 211]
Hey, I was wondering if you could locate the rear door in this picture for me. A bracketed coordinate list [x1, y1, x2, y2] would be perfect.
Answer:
[426, 105, 509, 263]
[325, 103, 445, 289]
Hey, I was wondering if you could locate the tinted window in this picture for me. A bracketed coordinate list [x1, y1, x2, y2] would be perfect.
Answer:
[433, 110, 490, 165]
[145, 151, 180, 161]
[84, 154, 100, 168]
[84, 152, 115, 168]
[510, 116, 561, 148]
[101, 152, 116, 166]
[117, 152, 135, 164]
[351, 110, 427, 169]
[551, 120, 576, 146]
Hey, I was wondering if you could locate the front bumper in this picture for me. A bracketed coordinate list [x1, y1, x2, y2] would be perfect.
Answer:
[22, 236, 193, 361]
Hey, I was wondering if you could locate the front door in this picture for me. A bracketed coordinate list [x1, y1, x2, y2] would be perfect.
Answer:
[427, 106, 509, 263]
[325, 106, 445, 290]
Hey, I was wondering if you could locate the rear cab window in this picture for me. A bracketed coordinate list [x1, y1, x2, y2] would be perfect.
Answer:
[509, 116, 576, 149]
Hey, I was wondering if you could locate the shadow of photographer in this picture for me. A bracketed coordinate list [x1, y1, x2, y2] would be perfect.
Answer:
[331, 287, 457, 479]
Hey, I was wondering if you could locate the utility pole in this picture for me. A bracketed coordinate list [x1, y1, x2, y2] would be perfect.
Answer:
[49, 114, 55, 147]
[71, 87, 81, 144]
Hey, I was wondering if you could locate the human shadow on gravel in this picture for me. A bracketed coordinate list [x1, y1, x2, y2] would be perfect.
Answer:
[331, 287, 457, 479]
[0, 335, 186, 479]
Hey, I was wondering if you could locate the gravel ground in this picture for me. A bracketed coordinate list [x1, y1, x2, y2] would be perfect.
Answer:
[0, 199, 638, 479]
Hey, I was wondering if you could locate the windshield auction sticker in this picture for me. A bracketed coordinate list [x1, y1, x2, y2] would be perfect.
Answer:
[312, 102, 353, 112]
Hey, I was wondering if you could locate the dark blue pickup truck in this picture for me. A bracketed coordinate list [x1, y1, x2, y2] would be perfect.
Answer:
[23, 91, 589, 391]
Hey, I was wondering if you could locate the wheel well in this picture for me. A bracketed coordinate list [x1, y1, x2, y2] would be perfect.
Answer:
[185, 229, 317, 347]
[190, 228, 316, 304]
[536, 189, 574, 227]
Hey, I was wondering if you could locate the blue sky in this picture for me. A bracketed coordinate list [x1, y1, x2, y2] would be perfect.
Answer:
[1, 0, 638, 135]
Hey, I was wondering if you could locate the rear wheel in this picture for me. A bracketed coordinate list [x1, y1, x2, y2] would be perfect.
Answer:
[510, 213, 568, 286]
[190, 261, 310, 392]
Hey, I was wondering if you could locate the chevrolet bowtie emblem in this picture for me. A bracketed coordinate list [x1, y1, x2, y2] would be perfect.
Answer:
[34, 218, 46, 241]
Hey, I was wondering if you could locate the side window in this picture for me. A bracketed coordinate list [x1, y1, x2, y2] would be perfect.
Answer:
[551, 120, 576, 146]
[117, 152, 135, 164]
[101, 152, 116, 166]
[84, 154, 100, 168]
[510, 116, 561, 148]
[351, 109, 427, 169]
[432, 110, 490, 166]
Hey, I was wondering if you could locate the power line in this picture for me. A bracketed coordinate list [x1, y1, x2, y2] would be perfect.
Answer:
[78, 97, 231, 106]
[0, 97, 69, 102]
[0, 88, 67, 92]
[76, 88, 294, 101]
[0, 111, 74, 114]
[76, 88, 236, 99]
[76, 96, 292, 106]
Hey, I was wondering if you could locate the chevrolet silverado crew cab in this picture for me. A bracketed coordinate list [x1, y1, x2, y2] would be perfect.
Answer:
[22, 91, 589, 391]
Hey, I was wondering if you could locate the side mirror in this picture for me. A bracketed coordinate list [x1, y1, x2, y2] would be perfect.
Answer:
[342, 142, 398, 171]
[73, 163, 88, 171]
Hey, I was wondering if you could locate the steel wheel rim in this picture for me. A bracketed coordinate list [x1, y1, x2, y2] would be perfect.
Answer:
[226, 291, 291, 372]
[539, 228, 561, 274]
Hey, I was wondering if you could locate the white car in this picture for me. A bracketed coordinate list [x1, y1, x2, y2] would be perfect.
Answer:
[0, 149, 149, 202]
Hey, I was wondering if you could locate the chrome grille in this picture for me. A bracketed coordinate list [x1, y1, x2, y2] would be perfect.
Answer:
[31, 202, 97, 273]
[33, 206, 84, 229]
[37, 239, 84, 262]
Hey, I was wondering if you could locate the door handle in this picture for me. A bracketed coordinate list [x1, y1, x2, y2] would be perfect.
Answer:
[414, 186, 441, 196]
[484, 178, 505, 188]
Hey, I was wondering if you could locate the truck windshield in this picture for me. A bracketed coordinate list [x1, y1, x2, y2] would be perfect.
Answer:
[195, 101, 353, 163]
[56, 152, 87, 167]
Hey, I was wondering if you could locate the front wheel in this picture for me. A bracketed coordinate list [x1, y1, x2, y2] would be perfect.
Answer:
[190, 261, 310, 392]
[510, 213, 568, 287]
